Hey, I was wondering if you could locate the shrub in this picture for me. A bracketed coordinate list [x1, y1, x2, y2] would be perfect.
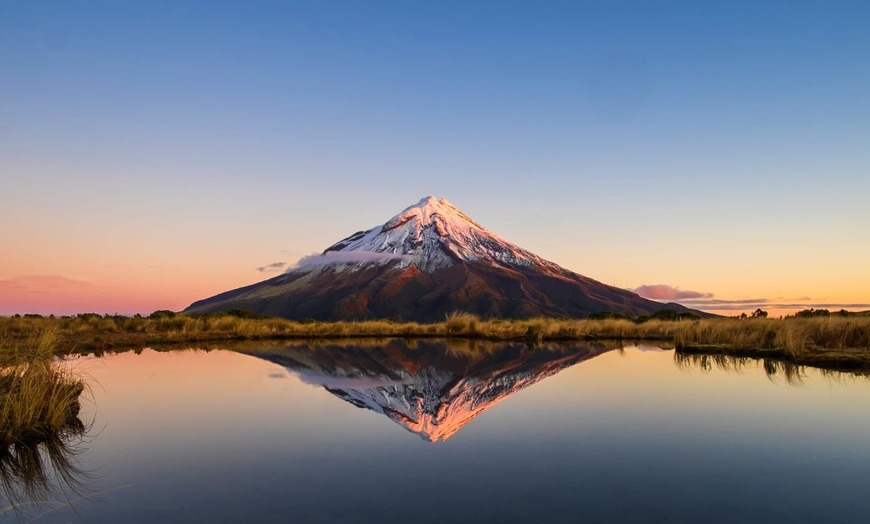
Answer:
[148, 310, 177, 319]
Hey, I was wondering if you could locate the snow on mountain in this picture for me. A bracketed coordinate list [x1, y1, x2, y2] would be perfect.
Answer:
[296, 196, 559, 273]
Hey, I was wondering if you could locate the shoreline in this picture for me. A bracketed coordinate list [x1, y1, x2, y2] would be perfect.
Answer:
[2, 313, 868, 373]
[677, 343, 870, 373]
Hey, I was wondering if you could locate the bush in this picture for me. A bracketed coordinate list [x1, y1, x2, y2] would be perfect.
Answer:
[750, 308, 768, 319]
[226, 309, 268, 319]
[588, 312, 633, 321]
[795, 308, 830, 318]
[148, 310, 177, 319]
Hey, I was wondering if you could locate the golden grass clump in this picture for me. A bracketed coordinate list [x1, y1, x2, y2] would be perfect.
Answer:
[0, 330, 91, 516]
[672, 316, 870, 354]
[445, 312, 480, 335]
[0, 330, 86, 449]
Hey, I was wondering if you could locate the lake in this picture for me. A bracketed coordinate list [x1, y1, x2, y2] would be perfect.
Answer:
[3, 340, 869, 523]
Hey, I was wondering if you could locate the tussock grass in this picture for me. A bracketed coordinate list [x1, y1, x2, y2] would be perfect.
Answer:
[673, 317, 870, 355]
[1, 313, 869, 369]
[1, 313, 677, 351]
[0, 329, 90, 515]
[0, 331, 86, 449]
[673, 316, 870, 371]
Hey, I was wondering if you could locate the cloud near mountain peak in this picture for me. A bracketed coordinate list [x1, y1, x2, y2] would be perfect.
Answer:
[290, 251, 412, 270]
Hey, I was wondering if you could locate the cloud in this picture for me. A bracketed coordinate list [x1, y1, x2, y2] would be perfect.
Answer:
[681, 298, 769, 305]
[0, 274, 195, 316]
[290, 251, 411, 270]
[678, 299, 769, 310]
[0, 275, 102, 315]
[629, 284, 870, 313]
[0, 275, 93, 293]
[631, 284, 713, 301]
[689, 301, 870, 311]
[256, 262, 288, 273]
[292, 370, 411, 389]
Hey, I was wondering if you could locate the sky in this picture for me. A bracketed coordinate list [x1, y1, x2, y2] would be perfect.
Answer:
[2, 0, 869, 317]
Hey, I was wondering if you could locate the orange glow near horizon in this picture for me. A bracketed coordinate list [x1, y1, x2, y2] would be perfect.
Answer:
[0, 270, 264, 315]
[0, 213, 870, 318]
[1, 268, 867, 317]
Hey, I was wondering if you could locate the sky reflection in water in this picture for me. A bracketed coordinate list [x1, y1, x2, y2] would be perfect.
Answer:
[4, 341, 869, 523]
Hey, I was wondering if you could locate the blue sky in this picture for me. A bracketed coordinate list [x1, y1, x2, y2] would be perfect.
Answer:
[2, 1, 869, 315]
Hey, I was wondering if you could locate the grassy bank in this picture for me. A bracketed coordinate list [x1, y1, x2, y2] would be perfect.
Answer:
[1, 312, 869, 370]
[0, 312, 684, 351]
[673, 316, 870, 370]
[0, 331, 86, 450]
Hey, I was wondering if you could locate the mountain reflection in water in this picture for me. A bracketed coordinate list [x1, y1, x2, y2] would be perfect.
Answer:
[242, 339, 616, 442]
[2, 344, 867, 523]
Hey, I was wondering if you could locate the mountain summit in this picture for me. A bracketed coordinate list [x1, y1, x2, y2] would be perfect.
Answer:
[322, 196, 550, 272]
[185, 196, 695, 321]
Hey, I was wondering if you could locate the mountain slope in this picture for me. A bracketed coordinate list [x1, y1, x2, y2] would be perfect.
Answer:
[185, 196, 697, 320]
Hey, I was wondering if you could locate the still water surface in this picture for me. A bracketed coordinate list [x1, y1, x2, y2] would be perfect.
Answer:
[3, 340, 869, 523]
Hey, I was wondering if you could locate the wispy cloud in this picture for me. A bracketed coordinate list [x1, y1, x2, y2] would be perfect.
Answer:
[0, 275, 93, 292]
[631, 283, 870, 312]
[686, 301, 870, 311]
[0, 274, 191, 316]
[0, 275, 102, 315]
[631, 284, 713, 301]
[290, 251, 411, 270]
[681, 298, 769, 306]
[291, 370, 411, 389]
[256, 262, 288, 273]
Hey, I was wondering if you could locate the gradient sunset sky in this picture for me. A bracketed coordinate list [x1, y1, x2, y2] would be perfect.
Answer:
[3, 1, 869, 317]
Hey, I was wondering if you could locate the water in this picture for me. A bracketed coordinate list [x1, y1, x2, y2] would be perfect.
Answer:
[3, 340, 869, 523]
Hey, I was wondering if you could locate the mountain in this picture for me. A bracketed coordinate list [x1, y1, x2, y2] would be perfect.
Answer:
[185, 196, 697, 321]
[243, 339, 615, 442]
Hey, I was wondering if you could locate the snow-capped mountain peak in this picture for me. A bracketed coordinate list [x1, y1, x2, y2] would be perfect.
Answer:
[320, 196, 552, 272]
[383, 196, 484, 233]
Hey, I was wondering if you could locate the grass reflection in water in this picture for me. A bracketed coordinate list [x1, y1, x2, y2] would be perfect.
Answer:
[0, 330, 93, 520]
[674, 350, 869, 385]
